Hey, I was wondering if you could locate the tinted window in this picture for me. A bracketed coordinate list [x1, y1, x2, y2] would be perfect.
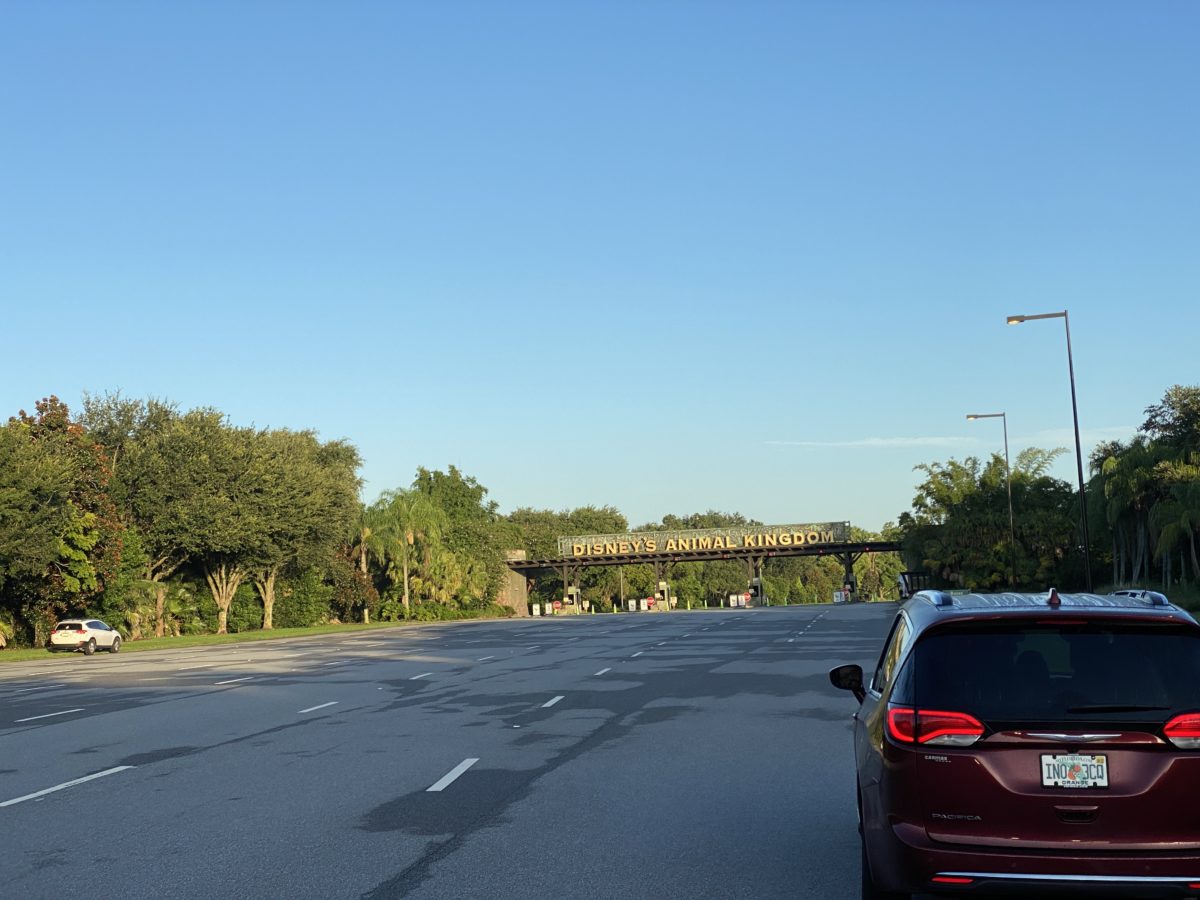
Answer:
[55, 622, 80, 631]
[908, 622, 1200, 725]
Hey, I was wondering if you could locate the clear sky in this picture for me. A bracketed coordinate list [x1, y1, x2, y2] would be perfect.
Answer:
[3, 1, 1197, 532]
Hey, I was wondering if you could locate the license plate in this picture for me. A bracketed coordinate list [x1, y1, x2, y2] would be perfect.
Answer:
[1041, 753, 1108, 789]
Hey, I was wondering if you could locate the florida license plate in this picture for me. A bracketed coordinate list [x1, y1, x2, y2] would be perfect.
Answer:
[1041, 753, 1108, 788]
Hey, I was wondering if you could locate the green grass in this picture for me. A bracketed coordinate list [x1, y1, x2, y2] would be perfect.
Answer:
[0, 619, 459, 664]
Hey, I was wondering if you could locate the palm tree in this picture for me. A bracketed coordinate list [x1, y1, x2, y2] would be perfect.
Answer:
[370, 489, 448, 612]
[1153, 454, 1200, 584]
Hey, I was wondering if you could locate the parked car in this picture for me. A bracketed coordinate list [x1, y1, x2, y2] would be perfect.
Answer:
[830, 588, 1200, 899]
[48, 618, 122, 655]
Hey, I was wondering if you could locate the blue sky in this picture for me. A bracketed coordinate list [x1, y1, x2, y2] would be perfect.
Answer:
[3, 1, 1197, 532]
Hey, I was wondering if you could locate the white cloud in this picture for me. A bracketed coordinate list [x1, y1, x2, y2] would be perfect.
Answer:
[766, 436, 983, 449]
[1017, 425, 1137, 447]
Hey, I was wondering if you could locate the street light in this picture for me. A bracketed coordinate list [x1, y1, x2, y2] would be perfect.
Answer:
[967, 412, 1016, 588]
[1006, 310, 1093, 591]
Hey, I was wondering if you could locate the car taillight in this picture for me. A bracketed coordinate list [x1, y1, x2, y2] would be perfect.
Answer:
[887, 705, 984, 747]
[1164, 713, 1200, 750]
[887, 707, 918, 743]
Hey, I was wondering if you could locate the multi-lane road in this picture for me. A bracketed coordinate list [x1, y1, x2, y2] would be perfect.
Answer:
[1, 603, 896, 899]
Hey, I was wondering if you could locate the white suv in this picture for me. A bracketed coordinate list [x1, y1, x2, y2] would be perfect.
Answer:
[48, 619, 122, 655]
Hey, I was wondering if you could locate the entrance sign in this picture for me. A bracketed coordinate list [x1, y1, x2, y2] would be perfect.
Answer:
[558, 522, 849, 560]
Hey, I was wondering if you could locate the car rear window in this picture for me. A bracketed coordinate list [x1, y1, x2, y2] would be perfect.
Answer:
[54, 622, 82, 631]
[900, 621, 1200, 726]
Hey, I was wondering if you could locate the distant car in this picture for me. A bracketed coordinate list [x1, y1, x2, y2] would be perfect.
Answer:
[48, 619, 122, 655]
[831, 588, 1200, 899]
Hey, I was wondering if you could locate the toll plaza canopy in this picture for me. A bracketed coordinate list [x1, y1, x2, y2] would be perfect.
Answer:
[505, 521, 901, 574]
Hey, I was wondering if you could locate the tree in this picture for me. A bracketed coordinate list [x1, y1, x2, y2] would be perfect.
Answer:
[136, 412, 262, 634]
[248, 430, 362, 629]
[82, 394, 187, 636]
[0, 422, 75, 594]
[413, 466, 507, 604]
[1, 398, 122, 644]
[899, 448, 1077, 590]
[369, 488, 447, 613]
[1141, 385, 1200, 451]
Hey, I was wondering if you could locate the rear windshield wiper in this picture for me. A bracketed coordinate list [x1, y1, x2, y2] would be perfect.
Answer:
[1065, 704, 1170, 714]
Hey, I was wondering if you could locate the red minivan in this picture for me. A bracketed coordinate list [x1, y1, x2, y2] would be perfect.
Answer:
[831, 589, 1200, 899]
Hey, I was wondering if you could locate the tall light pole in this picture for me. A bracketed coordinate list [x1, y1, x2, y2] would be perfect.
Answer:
[1006, 310, 1093, 591]
[967, 412, 1016, 588]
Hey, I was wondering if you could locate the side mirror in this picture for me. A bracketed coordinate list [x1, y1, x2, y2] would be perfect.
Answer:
[829, 663, 866, 703]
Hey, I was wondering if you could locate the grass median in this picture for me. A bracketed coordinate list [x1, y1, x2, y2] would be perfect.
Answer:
[0, 620, 442, 664]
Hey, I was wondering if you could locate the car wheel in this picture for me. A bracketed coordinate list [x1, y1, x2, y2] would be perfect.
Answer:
[109, 636, 121, 654]
[861, 837, 909, 900]
[83, 638, 96, 656]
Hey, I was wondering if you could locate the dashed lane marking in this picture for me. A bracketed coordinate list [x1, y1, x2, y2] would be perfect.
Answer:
[4, 684, 64, 695]
[0, 766, 135, 808]
[594, 668, 611, 676]
[214, 677, 253, 685]
[409, 672, 433, 680]
[298, 701, 339, 714]
[542, 695, 564, 708]
[15, 708, 84, 723]
[427, 758, 479, 792]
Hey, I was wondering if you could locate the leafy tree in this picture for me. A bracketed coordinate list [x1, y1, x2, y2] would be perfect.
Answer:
[2, 398, 122, 644]
[413, 466, 507, 604]
[82, 394, 189, 636]
[899, 448, 1077, 590]
[1141, 385, 1200, 451]
[247, 430, 361, 628]
[369, 488, 447, 613]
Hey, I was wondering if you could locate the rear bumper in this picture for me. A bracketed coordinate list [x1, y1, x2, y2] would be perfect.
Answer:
[876, 822, 1200, 898]
[48, 641, 84, 652]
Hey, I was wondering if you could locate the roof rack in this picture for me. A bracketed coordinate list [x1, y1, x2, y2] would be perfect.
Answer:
[914, 589, 955, 608]
[1111, 588, 1170, 606]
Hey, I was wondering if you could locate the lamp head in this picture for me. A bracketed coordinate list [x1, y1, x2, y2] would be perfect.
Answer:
[1006, 315, 1025, 325]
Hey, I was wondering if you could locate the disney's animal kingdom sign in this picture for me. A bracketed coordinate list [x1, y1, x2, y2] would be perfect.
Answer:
[558, 522, 850, 559]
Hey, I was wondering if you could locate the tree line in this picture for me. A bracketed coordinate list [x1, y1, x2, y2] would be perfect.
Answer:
[0, 393, 905, 648]
[900, 385, 1200, 595]
[13, 384, 1186, 647]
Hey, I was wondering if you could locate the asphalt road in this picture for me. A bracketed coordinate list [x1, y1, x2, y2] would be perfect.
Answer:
[1, 603, 896, 899]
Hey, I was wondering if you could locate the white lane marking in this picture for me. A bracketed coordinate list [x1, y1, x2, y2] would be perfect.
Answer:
[787, 639, 795, 643]
[214, 676, 253, 685]
[179, 664, 212, 671]
[657, 642, 667, 646]
[526, 645, 540, 650]
[5, 684, 64, 695]
[0, 766, 136, 808]
[593, 668, 611, 676]
[409, 672, 433, 680]
[631, 651, 643, 658]
[15, 708, 84, 723]
[323, 660, 343, 666]
[542, 695, 564, 708]
[477, 656, 494, 661]
[427, 758, 479, 792]
[298, 701, 339, 714]
[682, 634, 691, 637]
